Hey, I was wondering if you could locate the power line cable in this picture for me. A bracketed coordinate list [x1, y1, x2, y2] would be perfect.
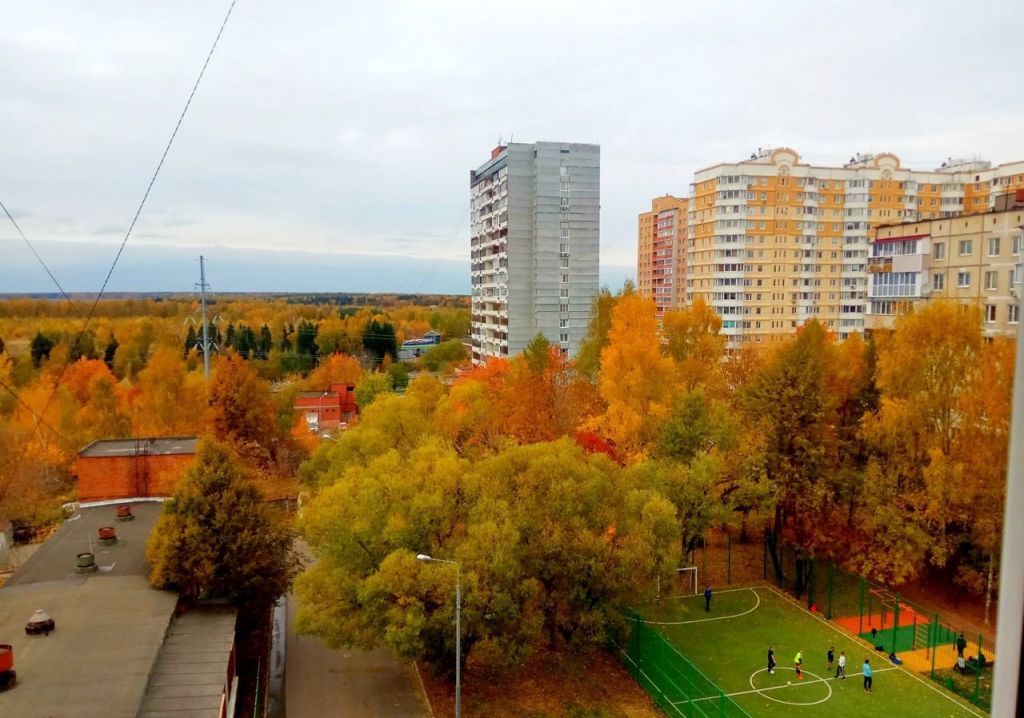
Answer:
[1, 0, 238, 500]
[0, 199, 76, 308]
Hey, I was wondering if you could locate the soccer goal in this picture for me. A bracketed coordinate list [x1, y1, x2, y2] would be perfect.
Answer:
[676, 566, 698, 596]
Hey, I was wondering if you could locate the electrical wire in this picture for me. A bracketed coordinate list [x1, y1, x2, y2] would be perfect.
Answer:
[0, 376, 78, 451]
[0, 199, 75, 308]
[0, 0, 238, 501]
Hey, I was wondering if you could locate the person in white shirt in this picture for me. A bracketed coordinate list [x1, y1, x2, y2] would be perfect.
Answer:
[835, 651, 847, 679]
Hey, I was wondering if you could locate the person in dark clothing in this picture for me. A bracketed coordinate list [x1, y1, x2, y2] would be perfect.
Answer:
[768, 646, 776, 675]
[827, 646, 835, 670]
[704, 586, 713, 612]
[956, 633, 967, 658]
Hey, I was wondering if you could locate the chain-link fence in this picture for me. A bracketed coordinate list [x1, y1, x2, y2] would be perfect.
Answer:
[769, 543, 992, 712]
[620, 612, 753, 718]
[688, 527, 766, 590]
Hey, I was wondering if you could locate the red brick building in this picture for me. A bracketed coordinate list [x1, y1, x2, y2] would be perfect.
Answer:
[76, 437, 197, 502]
[294, 382, 357, 432]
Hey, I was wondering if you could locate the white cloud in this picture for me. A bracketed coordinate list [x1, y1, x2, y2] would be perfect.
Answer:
[1, 0, 1022, 290]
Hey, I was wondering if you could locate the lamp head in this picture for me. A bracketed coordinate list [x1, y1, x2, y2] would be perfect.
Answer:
[416, 553, 432, 561]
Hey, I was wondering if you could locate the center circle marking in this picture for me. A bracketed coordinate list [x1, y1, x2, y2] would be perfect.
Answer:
[749, 667, 834, 706]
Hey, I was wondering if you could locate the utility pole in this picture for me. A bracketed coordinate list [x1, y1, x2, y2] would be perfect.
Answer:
[198, 255, 212, 383]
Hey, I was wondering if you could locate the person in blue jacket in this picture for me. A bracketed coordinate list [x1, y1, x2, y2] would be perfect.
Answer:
[863, 658, 873, 692]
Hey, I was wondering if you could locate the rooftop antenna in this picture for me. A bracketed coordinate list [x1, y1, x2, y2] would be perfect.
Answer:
[497, 134, 503, 146]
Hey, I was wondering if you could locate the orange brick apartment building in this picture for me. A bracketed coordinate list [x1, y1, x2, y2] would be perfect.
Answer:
[76, 437, 197, 502]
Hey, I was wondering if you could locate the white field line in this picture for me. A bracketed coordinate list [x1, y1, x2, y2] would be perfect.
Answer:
[683, 666, 897, 703]
[640, 588, 761, 625]
[761, 584, 986, 718]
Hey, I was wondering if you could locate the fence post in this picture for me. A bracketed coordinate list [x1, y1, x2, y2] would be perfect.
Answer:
[974, 633, 982, 704]
[858, 577, 865, 635]
[779, 544, 784, 588]
[893, 593, 901, 656]
[806, 557, 815, 606]
[727, 532, 732, 585]
[827, 562, 835, 620]
[702, 531, 708, 580]
[930, 613, 939, 678]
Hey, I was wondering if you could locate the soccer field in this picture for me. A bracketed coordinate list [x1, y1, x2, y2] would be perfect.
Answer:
[629, 586, 985, 718]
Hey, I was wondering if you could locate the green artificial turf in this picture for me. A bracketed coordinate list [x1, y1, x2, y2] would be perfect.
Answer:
[631, 586, 985, 718]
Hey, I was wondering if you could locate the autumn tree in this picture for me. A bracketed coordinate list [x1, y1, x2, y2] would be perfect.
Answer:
[575, 285, 627, 380]
[130, 346, 205, 437]
[744, 320, 836, 588]
[303, 352, 363, 390]
[354, 372, 393, 409]
[206, 351, 280, 467]
[857, 302, 985, 585]
[661, 297, 726, 391]
[146, 439, 298, 604]
[589, 292, 675, 458]
[30, 331, 54, 367]
[296, 439, 679, 672]
[956, 337, 1013, 624]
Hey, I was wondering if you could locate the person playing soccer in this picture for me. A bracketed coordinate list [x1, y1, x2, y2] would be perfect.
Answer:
[863, 658, 873, 692]
[704, 586, 713, 612]
[768, 645, 776, 675]
[827, 645, 834, 670]
[836, 651, 847, 679]
[794, 650, 804, 680]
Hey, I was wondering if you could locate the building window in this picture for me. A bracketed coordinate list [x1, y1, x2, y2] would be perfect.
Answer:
[560, 256, 569, 268]
[559, 303, 569, 312]
[560, 165, 569, 176]
[985, 304, 997, 323]
[958, 271, 971, 288]
[560, 180, 570, 192]
[1013, 267, 1021, 287]
[561, 273, 570, 283]
[1014, 235, 1022, 255]
[559, 318, 568, 328]
[985, 271, 998, 290]
[933, 273, 944, 291]
[958, 239, 973, 255]
[559, 332, 569, 343]
[559, 288, 569, 298]
[559, 242, 569, 254]
[560, 197, 570, 209]
[1011, 304, 1020, 324]
[560, 225, 570, 238]
[933, 242, 945, 260]
[988, 237, 1001, 256]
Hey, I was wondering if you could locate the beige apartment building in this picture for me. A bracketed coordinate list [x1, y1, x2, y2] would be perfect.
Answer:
[639, 146, 1024, 345]
[637, 195, 688, 317]
[867, 198, 1024, 337]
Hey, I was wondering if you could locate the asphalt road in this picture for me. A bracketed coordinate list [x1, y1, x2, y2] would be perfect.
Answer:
[284, 592, 431, 718]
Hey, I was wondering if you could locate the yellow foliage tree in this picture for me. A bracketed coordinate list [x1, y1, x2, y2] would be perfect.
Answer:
[590, 294, 676, 458]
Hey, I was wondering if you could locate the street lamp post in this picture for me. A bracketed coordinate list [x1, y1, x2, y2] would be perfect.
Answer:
[417, 553, 460, 718]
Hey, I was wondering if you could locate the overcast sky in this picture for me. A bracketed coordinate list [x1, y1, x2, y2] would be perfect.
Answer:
[2, 1, 1023, 294]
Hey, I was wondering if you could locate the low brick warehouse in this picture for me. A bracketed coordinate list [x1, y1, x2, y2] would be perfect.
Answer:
[76, 437, 197, 502]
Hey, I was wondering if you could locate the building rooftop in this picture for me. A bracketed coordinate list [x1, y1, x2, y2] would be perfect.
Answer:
[297, 391, 339, 400]
[138, 606, 237, 717]
[79, 437, 198, 459]
[0, 503, 178, 717]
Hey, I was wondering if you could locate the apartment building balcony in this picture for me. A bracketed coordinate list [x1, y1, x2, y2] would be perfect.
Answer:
[868, 256, 892, 273]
